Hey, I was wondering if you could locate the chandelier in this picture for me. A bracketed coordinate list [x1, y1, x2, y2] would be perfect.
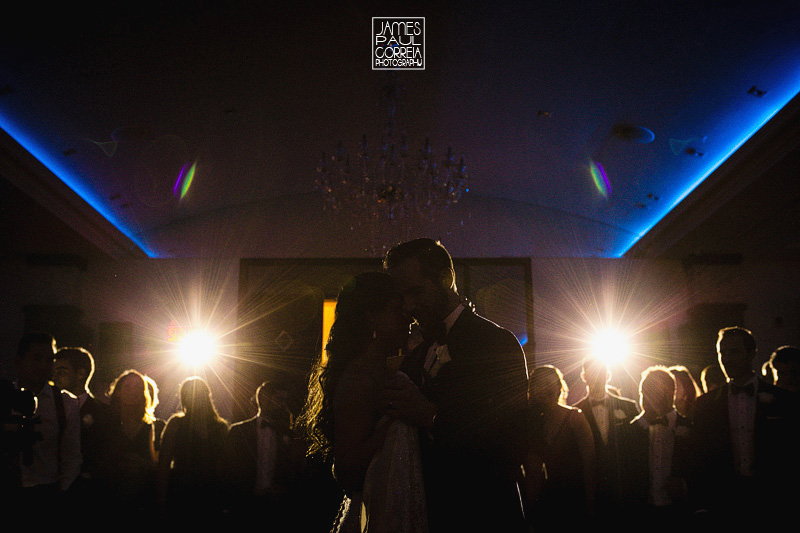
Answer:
[314, 73, 470, 245]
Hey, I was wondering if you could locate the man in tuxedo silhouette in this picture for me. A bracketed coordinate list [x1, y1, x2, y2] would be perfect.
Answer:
[691, 326, 798, 524]
[766, 345, 800, 392]
[629, 366, 693, 525]
[13, 333, 81, 514]
[573, 355, 640, 518]
[227, 380, 300, 523]
[382, 238, 529, 532]
[52, 346, 113, 495]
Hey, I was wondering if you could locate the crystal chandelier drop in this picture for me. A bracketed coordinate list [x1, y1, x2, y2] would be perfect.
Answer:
[314, 73, 469, 242]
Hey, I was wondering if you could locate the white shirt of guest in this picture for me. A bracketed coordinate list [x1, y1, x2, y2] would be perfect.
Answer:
[727, 376, 758, 477]
[424, 303, 464, 378]
[636, 409, 678, 507]
[19, 384, 82, 490]
[590, 395, 610, 445]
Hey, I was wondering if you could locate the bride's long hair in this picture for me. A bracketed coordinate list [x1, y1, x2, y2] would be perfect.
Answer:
[298, 271, 402, 459]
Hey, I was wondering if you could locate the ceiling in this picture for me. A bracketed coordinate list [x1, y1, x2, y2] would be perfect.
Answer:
[2, 1, 800, 261]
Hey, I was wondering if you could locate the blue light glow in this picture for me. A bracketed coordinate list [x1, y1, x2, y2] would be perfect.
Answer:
[0, 116, 158, 258]
[615, 89, 800, 258]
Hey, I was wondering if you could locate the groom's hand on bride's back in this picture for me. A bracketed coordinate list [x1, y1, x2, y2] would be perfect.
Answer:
[382, 372, 437, 429]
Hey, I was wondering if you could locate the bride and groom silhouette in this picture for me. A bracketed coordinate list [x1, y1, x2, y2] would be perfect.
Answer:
[300, 238, 530, 532]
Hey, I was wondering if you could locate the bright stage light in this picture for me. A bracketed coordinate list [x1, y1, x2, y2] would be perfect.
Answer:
[177, 330, 216, 366]
[590, 330, 630, 365]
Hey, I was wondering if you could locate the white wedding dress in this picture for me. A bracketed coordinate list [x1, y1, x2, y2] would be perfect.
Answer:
[334, 417, 428, 532]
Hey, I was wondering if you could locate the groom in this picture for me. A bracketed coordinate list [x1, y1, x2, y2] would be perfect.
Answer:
[382, 238, 530, 532]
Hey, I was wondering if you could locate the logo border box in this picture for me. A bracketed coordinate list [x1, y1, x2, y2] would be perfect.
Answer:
[372, 17, 426, 71]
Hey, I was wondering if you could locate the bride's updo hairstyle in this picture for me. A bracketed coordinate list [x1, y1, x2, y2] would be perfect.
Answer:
[299, 271, 402, 459]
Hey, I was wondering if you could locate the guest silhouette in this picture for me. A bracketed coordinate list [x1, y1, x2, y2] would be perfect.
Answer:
[765, 345, 800, 392]
[668, 365, 701, 421]
[572, 355, 640, 518]
[158, 376, 229, 525]
[52, 346, 113, 517]
[228, 379, 299, 524]
[95, 370, 159, 521]
[521, 365, 596, 527]
[630, 366, 692, 526]
[12, 333, 81, 515]
[691, 327, 798, 525]
[700, 364, 725, 394]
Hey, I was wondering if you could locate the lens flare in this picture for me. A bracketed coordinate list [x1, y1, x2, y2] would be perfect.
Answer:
[173, 160, 197, 200]
[590, 329, 630, 365]
[177, 330, 216, 366]
[590, 160, 611, 198]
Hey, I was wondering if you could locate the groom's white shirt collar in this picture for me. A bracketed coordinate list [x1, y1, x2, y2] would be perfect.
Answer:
[442, 303, 465, 339]
[424, 303, 464, 377]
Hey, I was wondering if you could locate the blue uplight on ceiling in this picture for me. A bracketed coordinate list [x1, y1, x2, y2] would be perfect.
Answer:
[0, 116, 158, 258]
[615, 85, 800, 259]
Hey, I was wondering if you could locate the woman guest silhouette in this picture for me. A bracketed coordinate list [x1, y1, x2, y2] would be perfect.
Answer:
[158, 376, 229, 524]
[522, 365, 597, 527]
[668, 365, 701, 421]
[95, 369, 159, 521]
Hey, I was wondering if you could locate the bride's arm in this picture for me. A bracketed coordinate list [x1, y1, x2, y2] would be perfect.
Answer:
[332, 370, 391, 495]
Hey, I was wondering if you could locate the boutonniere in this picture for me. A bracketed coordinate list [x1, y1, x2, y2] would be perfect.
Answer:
[429, 345, 451, 378]
[757, 392, 775, 405]
[82, 413, 94, 427]
[613, 409, 627, 420]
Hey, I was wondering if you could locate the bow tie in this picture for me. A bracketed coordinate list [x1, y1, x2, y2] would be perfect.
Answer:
[591, 398, 606, 407]
[731, 382, 755, 396]
[422, 322, 448, 346]
[648, 416, 668, 426]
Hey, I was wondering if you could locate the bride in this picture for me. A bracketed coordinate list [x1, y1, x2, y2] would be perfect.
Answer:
[299, 271, 428, 532]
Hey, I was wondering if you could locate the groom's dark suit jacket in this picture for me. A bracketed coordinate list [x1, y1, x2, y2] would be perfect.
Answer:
[402, 307, 529, 532]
